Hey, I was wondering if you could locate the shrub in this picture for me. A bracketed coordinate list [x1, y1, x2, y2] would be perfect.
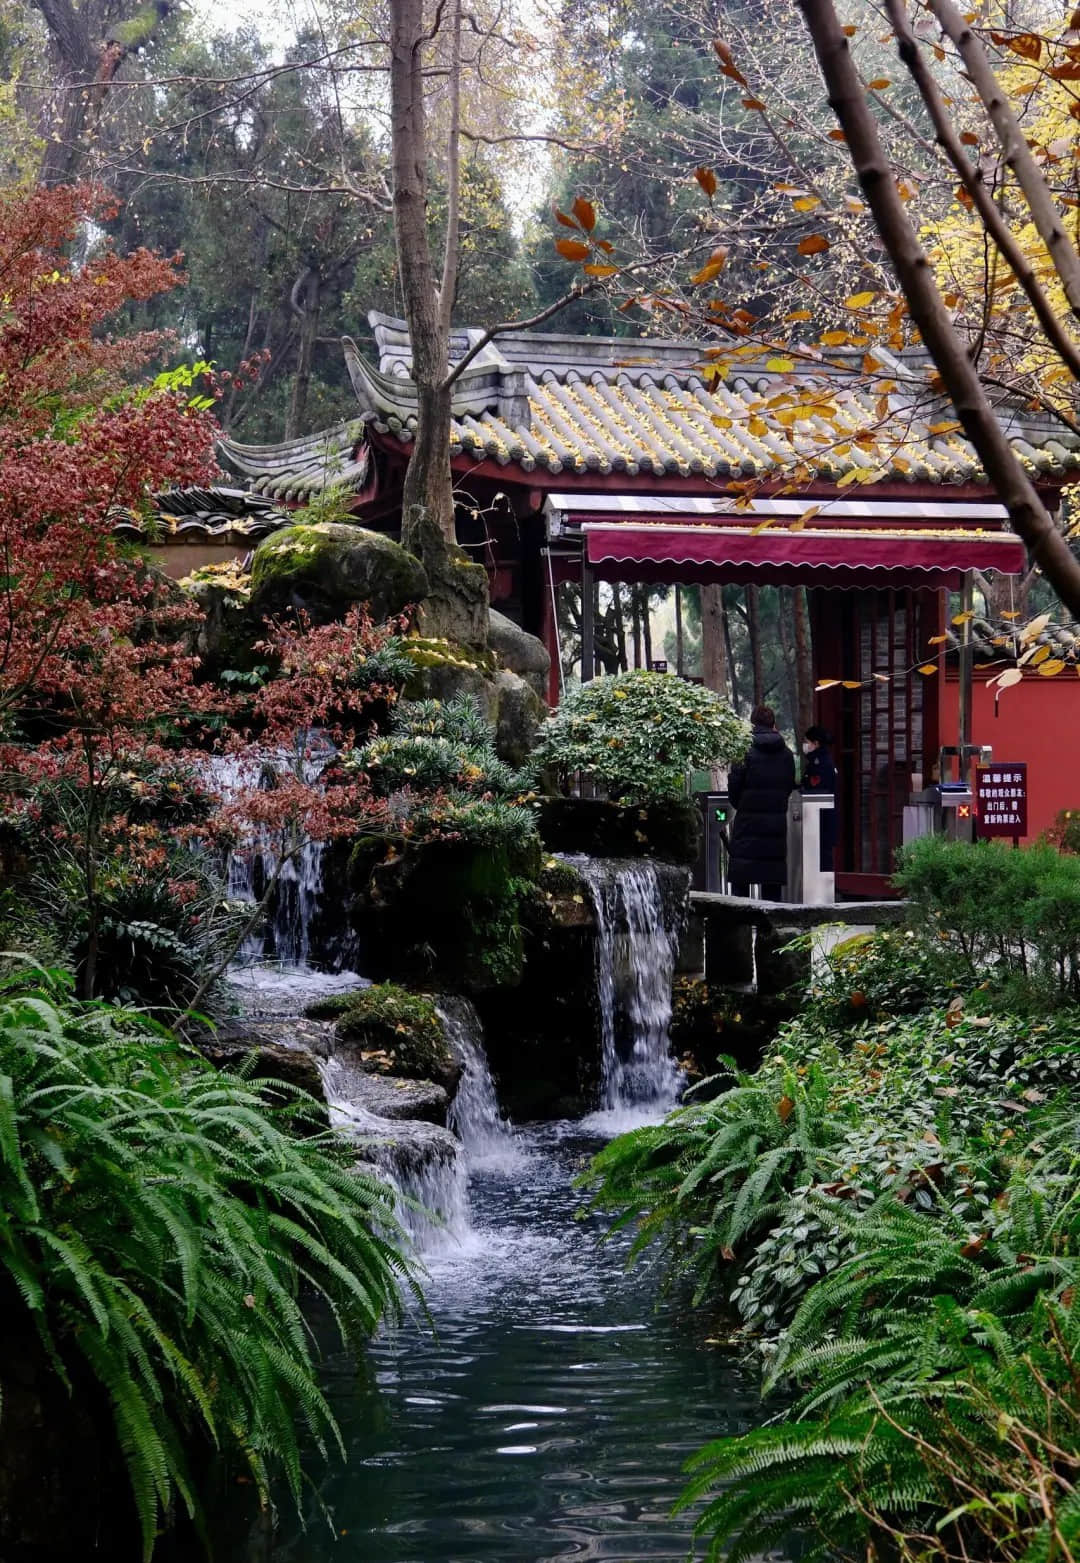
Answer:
[0, 968, 411, 1557]
[354, 694, 520, 799]
[894, 835, 1080, 1003]
[530, 670, 750, 803]
[681, 1163, 1080, 1563]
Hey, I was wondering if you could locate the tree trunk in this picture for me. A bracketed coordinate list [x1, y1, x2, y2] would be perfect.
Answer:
[33, 0, 178, 186]
[777, 591, 799, 733]
[674, 586, 685, 675]
[612, 583, 628, 671]
[793, 586, 815, 734]
[389, 0, 456, 551]
[747, 585, 764, 707]
[723, 592, 741, 712]
[631, 588, 642, 668]
[700, 582, 728, 698]
[642, 588, 653, 667]
[798, 0, 1080, 618]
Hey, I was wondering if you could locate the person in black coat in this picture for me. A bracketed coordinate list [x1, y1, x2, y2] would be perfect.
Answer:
[728, 705, 796, 900]
[801, 724, 837, 872]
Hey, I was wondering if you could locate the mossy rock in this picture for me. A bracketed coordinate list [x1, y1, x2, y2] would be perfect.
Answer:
[249, 522, 428, 626]
[537, 796, 702, 864]
[305, 982, 459, 1090]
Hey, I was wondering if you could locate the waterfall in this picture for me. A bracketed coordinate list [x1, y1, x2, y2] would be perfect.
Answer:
[317, 1055, 471, 1253]
[574, 858, 683, 1127]
[209, 748, 353, 973]
[439, 996, 522, 1168]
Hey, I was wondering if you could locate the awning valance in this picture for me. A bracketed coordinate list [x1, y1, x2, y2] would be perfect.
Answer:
[582, 521, 1027, 589]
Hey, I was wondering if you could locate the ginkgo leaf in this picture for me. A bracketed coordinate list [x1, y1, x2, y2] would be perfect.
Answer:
[555, 238, 591, 261]
[798, 235, 830, 255]
[917, 663, 939, 675]
[1021, 612, 1052, 640]
[951, 610, 974, 625]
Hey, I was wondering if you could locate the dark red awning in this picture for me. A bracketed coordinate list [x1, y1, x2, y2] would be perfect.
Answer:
[582, 522, 1026, 589]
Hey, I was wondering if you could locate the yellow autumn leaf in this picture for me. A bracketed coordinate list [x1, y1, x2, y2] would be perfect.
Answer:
[917, 663, 939, 675]
[845, 290, 877, 309]
[1039, 657, 1066, 675]
[766, 357, 796, 371]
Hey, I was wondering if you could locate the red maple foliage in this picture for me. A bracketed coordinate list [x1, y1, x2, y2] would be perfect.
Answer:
[0, 186, 400, 1004]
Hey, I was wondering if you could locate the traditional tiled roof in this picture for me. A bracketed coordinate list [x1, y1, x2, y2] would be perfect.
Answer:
[338, 313, 1080, 488]
[216, 420, 369, 503]
[115, 486, 293, 543]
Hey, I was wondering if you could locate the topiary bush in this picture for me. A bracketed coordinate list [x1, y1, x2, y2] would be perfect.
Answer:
[530, 670, 750, 803]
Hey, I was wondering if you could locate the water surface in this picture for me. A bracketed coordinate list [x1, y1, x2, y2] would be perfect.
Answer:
[271, 1123, 778, 1563]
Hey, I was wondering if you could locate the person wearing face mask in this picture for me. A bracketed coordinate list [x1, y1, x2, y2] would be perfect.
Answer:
[801, 725, 836, 871]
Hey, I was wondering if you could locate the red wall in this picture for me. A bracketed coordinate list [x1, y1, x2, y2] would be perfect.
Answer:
[939, 673, 1080, 842]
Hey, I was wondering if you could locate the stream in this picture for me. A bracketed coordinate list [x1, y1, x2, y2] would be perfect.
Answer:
[222, 843, 781, 1563]
[269, 1124, 769, 1563]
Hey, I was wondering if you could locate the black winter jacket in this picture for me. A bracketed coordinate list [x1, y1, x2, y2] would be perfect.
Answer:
[728, 728, 796, 886]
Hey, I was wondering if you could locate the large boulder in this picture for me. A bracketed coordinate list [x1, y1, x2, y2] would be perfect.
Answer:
[489, 608, 550, 696]
[494, 668, 544, 766]
[249, 522, 428, 626]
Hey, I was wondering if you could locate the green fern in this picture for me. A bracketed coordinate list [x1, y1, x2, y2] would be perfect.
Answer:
[0, 964, 413, 1558]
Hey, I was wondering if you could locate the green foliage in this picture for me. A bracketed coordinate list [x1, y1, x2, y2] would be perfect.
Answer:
[0, 968, 410, 1558]
[586, 868, 1080, 1560]
[894, 835, 1080, 1004]
[304, 982, 453, 1082]
[531, 670, 750, 802]
[356, 695, 519, 799]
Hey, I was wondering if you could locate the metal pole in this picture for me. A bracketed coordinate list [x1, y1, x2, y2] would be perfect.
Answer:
[581, 559, 595, 683]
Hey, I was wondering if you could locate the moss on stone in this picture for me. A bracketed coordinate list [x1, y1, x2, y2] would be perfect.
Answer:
[249, 523, 428, 626]
[305, 982, 456, 1086]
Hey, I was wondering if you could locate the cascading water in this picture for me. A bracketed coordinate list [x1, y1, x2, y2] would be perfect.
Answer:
[209, 749, 356, 980]
[574, 858, 684, 1129]
[316, 1053, 472, 1253]
[439, 995, 523, 1168]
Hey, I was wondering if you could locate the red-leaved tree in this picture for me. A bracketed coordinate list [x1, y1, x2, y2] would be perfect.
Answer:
[0, 186, 400, 1004]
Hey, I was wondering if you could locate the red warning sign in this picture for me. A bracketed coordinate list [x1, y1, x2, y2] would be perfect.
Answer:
[976, 763, 1027, 839]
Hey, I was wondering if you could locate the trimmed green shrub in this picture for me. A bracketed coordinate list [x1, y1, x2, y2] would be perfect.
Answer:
[530, 670, 750, 803]
[894, 835, 1080, 1003]
[0, 967, 411, 1557]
